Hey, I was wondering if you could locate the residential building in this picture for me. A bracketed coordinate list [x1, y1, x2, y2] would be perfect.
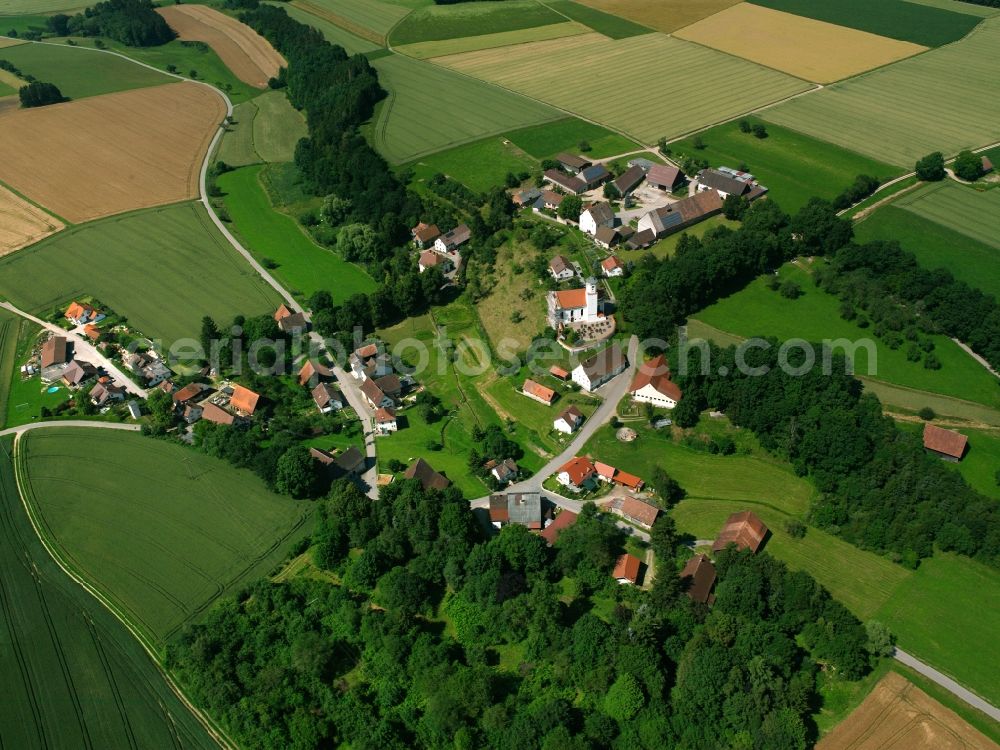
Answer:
[334, 446, 366, 477]
[373, 374, 402, 400]
[61, 360, 97, 388]
[375, 407, 398, 434]
[126, 351, 171, 387]
[539, 510, 577, 545]
[83, 324, 101, 342]
[513, 187, 541, 207]
[593, 225, 619, 250]
[182, 403, 204, 424]
[522, 378, 556, 406]
[680, 554, 716, 604]
[298, 359, 331, 387]
[434, 224, 471, 254]
[626, 228, 656, 250]
[230, 384, 260, 416]
[90, 381, 125, 407]
[488, 491, 542, 529]
[647, 164, 684, 192]
[275, 306, 307, 334]
[580, 164, 611, 189]
[404, 458, 451, 491]
[712, 511, 769, 553]
[543, 169, 586, 195]
[612, 553, 642, 585]
[556, 153, 592, 173]
[411, 222, 441, 249]
[572, 342, 627, 391]
[556, 456, 596, 492]
[173, 382, 209, 407]
[611, 495, 659, 529]
[629, 354, 681, 409]
[601, 255, 624, 277]
[64, 301, 104, 326]
[533, 190, 565, 213]
[637, 191, 723, 239]
[547, 278, 600, 328]
[202, 402, 235, 425]
[695, 168, 767, 200]
[361, 378, 394, 409]
[350, 344, 392, 381]
[40, 335, 71, 381]
[579, 202, 615, 236]
[312, 382, 343, 413]
[923, 423, 968, 462]
[489, 458, 519, 485]
[549, 254, 575, 281]
[611, 165, 645, 196]
[553, 404, 584, 434]
[419, 250, 452, 273]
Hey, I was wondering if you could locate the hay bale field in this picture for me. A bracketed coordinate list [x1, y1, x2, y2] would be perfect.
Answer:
[0, 184, 63, 255]
[395, 21, 591, 59]
[574, 0, 741, 34]
[762, 17, 1000, 167]
[252, 90, 307, 163]
[290, 0, 408, 43]
[17, 428, 314, 647]
[157, 4, 285, 89]
[0, 202, 283, 344]
[435, 32, 812, 143]
[0, 82, 225, 223]
[818, 672, 997, 749]
[370, 53, 561, 164]
[675, 4, 926, 84]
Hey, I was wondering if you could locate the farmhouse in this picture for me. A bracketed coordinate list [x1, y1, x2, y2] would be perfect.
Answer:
[40, 335, 71, 381]
[695, 167, 767, 200]
[411, 222, 441, 248]
[610, 495, 659, 529]
[580, 164, 611, 190]
[64, 301, 104, 326]
[522, 378, 556, 406]
[549, 254, 575, 281]
[173, 382, 209, 407]
[404, 458, 451, 491]
[513, 187, 541, 207]
[61, 360, 97, 388]
[923, 423, 968, 462]
[90, 381, 125, 407]
[611, 165, 646, 196]
[629, 354, 681, 409]
[612, 553, 642, 585]
[539, 510, 577, 545]
[679, 554, 716, 604]
[375, 407, 398, 434]
[553, 404, 585, 434]
[201, 402, 235, 425]
[419, 250, 452, 274]
[350, 343, 393, 381]
[580, 201, 615, 236]
[274, 305, 307, 334]
[533, 190, 565, 212]
[601, 255, 624, 277]
[647, 164, 685, 192]
[713, 511, 769, 554]
[556, 153, 592, 173]
[434, 224, 471, 254]
[637, 190, 723, 239]
[230, 384, 260, 416]
[543, 169, 586, 195]
[312, 382, 343, 414]
[593, 226, 620, 250]
[489, 491, 542, 529]
[547, 278, 600, 328]
[361, 378, 394, 409]
[556, 456, 597, 492]
[572, 342, 627, 391]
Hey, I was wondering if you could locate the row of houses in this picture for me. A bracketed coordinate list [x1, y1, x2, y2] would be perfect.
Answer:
[554, 454, 645, 494]
[412, 222, 471, 275]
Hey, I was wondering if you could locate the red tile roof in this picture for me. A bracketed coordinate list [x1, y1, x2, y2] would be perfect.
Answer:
[923, 423, 967, 459]
[595, 461, 616, 481]
[172, 383, 205, 403]
[274, 304, 293, 322]
[558, 456, 596, 486]
[375, 407, 396, 423]
[230, 384, 260, 415]
[550, 365, 569, 380]
[201, 402, 235, 425]
[712, 511, 768, 553]
[553, 288, 587, 309]
[83, 324, 101, 341]
[540, 510, 577, 545]
[601, 255, 623, 271]
[612, 553, 641, 583]
[629, 354, 681, 401]
[616, 471, 644, 490]
[419, 250, 444, 268]
[522, 378, 556, 404]
[619, 495, 659, 526]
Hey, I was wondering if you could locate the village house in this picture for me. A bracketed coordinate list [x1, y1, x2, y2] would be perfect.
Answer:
[411, 222, 441, 249]
[361, 377, 394, 410]
[613, 553, 642, 585]
[539, 510, 577, 546]
[579, 201, 615, 236]
[434, 224, 471, 254]
[611, 164, 646, 196]
[547, 278, 600, 328]
[572, 342, 627, 391]
[556, 455, 597, 492]
[637, 190, 723, 239]
[61, 360, 97, 389]
[610, 495, 659, 529]
[312, 382, 343, 414]
[549, 365, 569, 381]
[680, 554, 716, 604]
[601, 255, 624, 277]
[579, 164, 611, 190]
[90, 380, 125, 407]
[404, 458, 451, 491]
[83, 324, 101, 342]
[556, 153, 592, 173]
[553, 404, 584, 434]
[543, 169, 586, 195]
[312, 446, 366, 479]
[375, 407, 398, 434]
[40, 335, 71, 382]
[646, 164, 685, 192]
[713, 511, 769, 554]
[629, 354, 681, 409]
[549, 254, 575, 281]
[298, 359, 331, 388]
[350, 343, 392, 381]
[626, 228, 656, 250]
[183, 403, 204, 424]
[274, 305, 307, 335]
[532, 190, 565, 213]
[489, 491, 542, 529]
[593, 225, 620, 250]
[513, 187, 541, 208]
[522, 378, 556, 406]
[64, 301, 104, 326]
[694, 167, 767, 200]
[596, 463, 645, 491]
[923, 423, 968, 462]
[173, 382, 210, 409]
[202, 402, 235, 426]
[419, 250, 452, 274]
[126, 351, 171, 387]
[488, 458, 519, 485]
[230, 384, 260, 417]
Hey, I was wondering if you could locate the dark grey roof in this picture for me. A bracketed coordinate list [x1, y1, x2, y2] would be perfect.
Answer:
[696, 169, 750, 196]
[506, 491, 541, 527]
[556, 153, 592, 171]
[579, 343, 626, 382]
[585, 201, 614, 225]
[580, 164, 610, 185]
[544, 169, 586, 194]
[627, 229, 656, 249]
[612, 165, 645, 194]
[335, 445, 365, 472]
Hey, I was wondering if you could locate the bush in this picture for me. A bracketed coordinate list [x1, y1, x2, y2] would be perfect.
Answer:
[578, 139, 591, 152]
[785, 520, 806, 539]
[692, 136, 705, 150]
[918, 407, 935, 421]
[915, 151, 945, 181]
[752, 123, 768, 139]
[738, 119, 751, 133]
[779, 280, 802, 299]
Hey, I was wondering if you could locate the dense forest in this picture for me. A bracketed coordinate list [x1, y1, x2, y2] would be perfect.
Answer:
[169, 480, 878, 749]
[68, 0, 175, 46]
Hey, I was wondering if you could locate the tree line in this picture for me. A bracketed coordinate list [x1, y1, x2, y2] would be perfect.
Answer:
[67, 0, 175, 46]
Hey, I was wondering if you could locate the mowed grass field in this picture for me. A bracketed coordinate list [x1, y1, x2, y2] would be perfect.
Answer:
[762, 17, 1000, 167]
[17, 428, 314, 647]
[894, 181, 1000, 250]
[675, 4, 927, 84]
[218, 165, 376, 302]
[855, 206, 1000, 301]
[436, 33, 812, 143]
[269, 1, 379, 54]
[574, 0, 739, 33]
[0, 307, 19, 428]
[252, 90, 307, 163]
[389, 0, 564, 45]
[670, 117, 900, 213]
[0, 437, 219, 750]
[545, 0, 652, 38]
[505, 117, 640, 160]
[407, 136, 537, 193]
[290, 0, 407, 42]
[370, 53, 560, 163]
[0, 202, 283, 344]
[0, 0, 88, 11]
[748, 0, 980, 46]
[692, 263, 1000, 409]
[398, 21, 590, 59]
[904, 0, 1000, 16]
[217, 97, 259, 166]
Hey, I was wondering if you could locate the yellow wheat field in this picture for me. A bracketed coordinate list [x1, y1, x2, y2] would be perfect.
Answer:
[0, 184, 63, 256]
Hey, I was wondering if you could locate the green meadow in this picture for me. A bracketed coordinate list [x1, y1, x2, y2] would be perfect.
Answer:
[406, 136, 537, 193]
[251, 90, 308, 163]
[504, 117, 640, 161]
[894, 181, 1000, 250]
[545, 0, 653, 39]
[389, 0, 564, 45]
[267, 1, 379, 54]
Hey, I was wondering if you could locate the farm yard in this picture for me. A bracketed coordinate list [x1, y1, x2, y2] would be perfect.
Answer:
[0, 183, 63, 255]
[271, 2, 380, 54]
[435, 32, 812, 143]
[761, 17, 1000, 166]
[747, 0, 981, 46]
[0, 202, 283, 344]
[0, 437, 220, 750]
[157, 4, 285, 89]
[396, 21, 590, 59]
[0, 82, 225, 223]
[370, 53, 561, 163]
[288, 0, 408, 43]
[675, 4, 926, 84]
[16, 428, 314, 647]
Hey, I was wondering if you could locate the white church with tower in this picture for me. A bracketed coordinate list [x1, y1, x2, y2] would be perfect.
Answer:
[547, 278, 601, 329]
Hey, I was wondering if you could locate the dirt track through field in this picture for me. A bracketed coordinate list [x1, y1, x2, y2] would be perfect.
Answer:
[0, 82, 225, 223]
[157, 4, 285, 88]
[0, 184, 63, 256]
[818, 672, 999, 750]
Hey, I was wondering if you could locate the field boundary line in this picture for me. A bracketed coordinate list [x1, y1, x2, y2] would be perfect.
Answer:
[11, 431, 237, 750]
[0, 174, 72, 227]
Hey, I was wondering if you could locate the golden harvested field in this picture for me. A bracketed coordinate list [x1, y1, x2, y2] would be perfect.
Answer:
[0, 184, 63, 256]
[0, 82, 225, 223]
[157, 4, 285, 88]
[576, 0, 742, 33]
[818, 672, 998, 750]
[675, 4, 927, 84]
[0, 67, 25, 89]
[435, 32, 811, 143]
[0, 38, 26, 49]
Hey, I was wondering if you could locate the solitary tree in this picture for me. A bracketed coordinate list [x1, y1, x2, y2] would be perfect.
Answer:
[915, 151, 946, 181]
[752, 123, 768, 139]
[738, 118, 751, 133]
[952, 149, 984, 182]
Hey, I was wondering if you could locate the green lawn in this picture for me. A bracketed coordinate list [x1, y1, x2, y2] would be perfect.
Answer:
[217, 165, 375, 302]
[950, 428, 1000, 500]
[855, 204, 1000, 301]
[406, 135, 537, 193]
[0, 14, 51, 36]
[858, 378, 1000, 426]
[251, 90, 307, 163]
[0, 41, 172, 99]
[0, 437, 219, 749]
[266, 1, 379, 54]
[545, 0, 653, 38]
[0, 0, 88, 12]
[643, 215, 740, 258]
[389, 0, 565, 45]
[0, 307, 18, 429]
[3, 318, 70, 429]
[504, 117, 640, 160]
[217, 97, 260, 166]
[670, 117, 902, 214]
[0, 202, 282, 345]
[17, 428, 314, 647]
[904, 0, 1000, 15]
[693, 262, 1000, 409]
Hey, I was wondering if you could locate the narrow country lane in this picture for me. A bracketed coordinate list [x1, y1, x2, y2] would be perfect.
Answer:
[0, 420, 141, 438]
[894, 649, 1000, 723]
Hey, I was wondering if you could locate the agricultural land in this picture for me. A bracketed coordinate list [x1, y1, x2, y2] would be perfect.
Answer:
[0, 202, 282, 344]
[389, 0, 566, 45]
[157, 4, 285, 89]
[503, 117, 640, 160]
[0, 182, 63, 255]
[288, 0, 408, 43]
[574, 0, 740, 33]
[0, 82, 225, 223]
[675, 4, 927, 84]
[251, 90, 308, 163]
[892, 181, 1000, 252]
[396, 21, 590, 59]
[0, 306, 20, 427]
[761, 17, 1000, 166]
[216, 97, 260, 167]
[271, 2, 379, 54]
[17, 428, 314, 647]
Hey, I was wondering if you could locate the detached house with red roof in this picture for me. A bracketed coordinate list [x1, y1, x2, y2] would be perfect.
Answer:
[411, 222, 441, 249]
[613, 553, 642, 585]
[680, 554, 716, 604]
[610, 495, 659, 529]
[601, 255, 624, 277]
[229, 384, 260, 416]
[629, 354, 681, 409]
[713, 511, 769, 554]
[556, 456, 597, 492]
[522, 378, 556, 406]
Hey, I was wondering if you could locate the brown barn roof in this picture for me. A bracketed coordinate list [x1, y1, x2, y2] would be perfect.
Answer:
[556, 152, 592, 170]
[404, 458, 451, 491]
[923, 423, 967, 459]
[712, 511, 769, 553]
[489, 494, 509, 523]
[680, 554, 716, 604]
[172, 382, 207, 403]
[629, 354, 682, 401]
[230, 384, 260, 415]
[540, 510, 577, 545]
[647, 164, 683, 189]
[201, 402, 235, 425]
[619, 495, 658, 526]
[413, 223, 441, 243]
[523, 378, 556, 404]
[40, 336, 69, 369]
[612, 553, 641, 584]
[550, 365, 570, 380]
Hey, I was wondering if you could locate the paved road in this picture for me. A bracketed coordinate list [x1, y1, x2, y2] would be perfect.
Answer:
[894, 648, 1000, 722]
[0, 302, 147, 397]
[0, 420, 142, 438]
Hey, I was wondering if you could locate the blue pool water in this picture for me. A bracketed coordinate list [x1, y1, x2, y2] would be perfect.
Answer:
[47, 386, 59, 393]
